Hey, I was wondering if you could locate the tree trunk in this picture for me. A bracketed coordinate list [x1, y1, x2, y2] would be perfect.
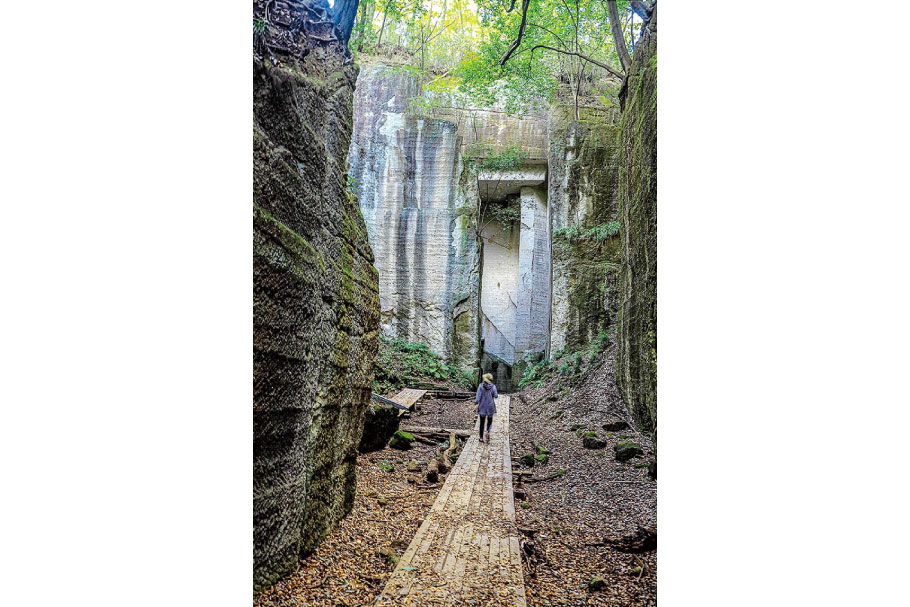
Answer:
[376, 8, 388, 46]
[607, 0, 631, 72]
[331, 0, 361, 45]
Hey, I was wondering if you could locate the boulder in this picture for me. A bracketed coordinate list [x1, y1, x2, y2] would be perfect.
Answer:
[602, 419, 630, 432]
[358, 402, 401, 453]
[389, 430, 415, 450]
[582, 435, 607, 449]
[614, 442, 643, 462]
[426, 459, 440, 483]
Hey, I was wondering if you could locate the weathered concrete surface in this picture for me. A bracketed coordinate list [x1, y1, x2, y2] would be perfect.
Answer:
[477, 168, 547, 200]
[253, 29, 380, 592]
[513, 186, 550, 382]
[430, 105, 549, 163]
[480, 216, 520, 370]
[348, 64, 480, 372]
[548, 106, 622, 356]
[347, 59, 554, 388]
[617, 7, 658, 440]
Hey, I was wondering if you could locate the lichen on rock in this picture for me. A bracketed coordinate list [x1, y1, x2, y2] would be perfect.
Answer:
[253, 33, 379, 592]
[617, 6, 658, 442]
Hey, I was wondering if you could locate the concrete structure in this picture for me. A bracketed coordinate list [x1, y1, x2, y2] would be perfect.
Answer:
[348, 60, 622, 390]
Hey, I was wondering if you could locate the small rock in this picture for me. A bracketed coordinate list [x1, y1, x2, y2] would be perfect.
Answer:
[588, 577, 606, 591]
[389, 430, 415, 450]
[630, 566, 642, 576]
[378, 547, 399, 567]
[614, 442, 643, 462]
[582, 434, 607, 449]
[377, 496, 388, 506]
[407, 459, 419, 472]
[602, 419, 630, 432]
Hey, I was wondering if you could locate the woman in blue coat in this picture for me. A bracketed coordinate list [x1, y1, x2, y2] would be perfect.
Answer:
[475, 372, 498, 443]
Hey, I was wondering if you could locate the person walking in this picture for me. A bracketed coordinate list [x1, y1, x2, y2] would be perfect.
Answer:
[475, 372, 498, 444]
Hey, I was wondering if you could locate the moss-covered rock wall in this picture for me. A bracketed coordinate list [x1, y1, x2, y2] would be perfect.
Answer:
[617, 7, 658, 440]
[253, 37, 380, 592]
[548, 106, 623, 356]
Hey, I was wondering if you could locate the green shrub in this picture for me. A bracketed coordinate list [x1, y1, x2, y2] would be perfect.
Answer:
[374, 336, 474, 393]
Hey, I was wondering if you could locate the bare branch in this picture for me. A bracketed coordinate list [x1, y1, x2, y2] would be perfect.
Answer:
[516, 44, 624, 80]
[607, 0, 632, 72]
[499, 0, 532, 66]
[527, 22, 569, 49]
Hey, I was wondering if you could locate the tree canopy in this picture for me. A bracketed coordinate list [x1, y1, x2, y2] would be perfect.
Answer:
[349, 0, 649, 115]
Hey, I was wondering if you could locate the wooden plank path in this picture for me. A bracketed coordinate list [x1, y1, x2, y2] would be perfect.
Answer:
[393, 388, 427, 417]
[375, 396, 527, 606]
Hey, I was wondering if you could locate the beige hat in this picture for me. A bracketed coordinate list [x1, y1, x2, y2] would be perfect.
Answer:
[482, 373, 493, 382]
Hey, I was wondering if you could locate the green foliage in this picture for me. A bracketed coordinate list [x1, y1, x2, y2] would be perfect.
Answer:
[351, 0, 638, 115]
[485, 201, 520, 227]
[553, 221, 621, 243]
[345, 174, 359, 195]
[374, 336, 475, 393]
[378, 461, 394, 473]
[465, 143, 529, 171]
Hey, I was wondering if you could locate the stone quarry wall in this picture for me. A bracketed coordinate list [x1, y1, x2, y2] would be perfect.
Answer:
[548, 106, 623, 355]
[253, 25, 380, 591]
[348, 63, 481, 372]
[430, 104, 549, 163]
[479, 215, 520, 372]
[617, 7, 658, 439]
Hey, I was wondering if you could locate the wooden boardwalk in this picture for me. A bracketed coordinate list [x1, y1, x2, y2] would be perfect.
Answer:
[392, 388, 427, 417]
[375, 396, 527, 606]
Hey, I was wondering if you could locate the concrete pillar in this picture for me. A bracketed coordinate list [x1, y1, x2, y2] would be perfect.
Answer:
[513, 186, 550, 383]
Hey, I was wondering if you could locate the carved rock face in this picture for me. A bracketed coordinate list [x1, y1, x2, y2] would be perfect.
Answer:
[253, 45, 379, 592]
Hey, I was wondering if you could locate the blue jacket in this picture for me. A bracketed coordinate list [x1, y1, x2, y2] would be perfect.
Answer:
[475, 381, 498, 416]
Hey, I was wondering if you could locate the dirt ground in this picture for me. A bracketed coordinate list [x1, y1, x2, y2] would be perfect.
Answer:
[253, 442, 445, 607]
[509, 345, 657, 606]
[256, 348, 656, 606]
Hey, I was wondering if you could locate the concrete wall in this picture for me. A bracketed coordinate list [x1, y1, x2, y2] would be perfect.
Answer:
[348, 63, 480, 372]
[480, 217, 520, 368]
